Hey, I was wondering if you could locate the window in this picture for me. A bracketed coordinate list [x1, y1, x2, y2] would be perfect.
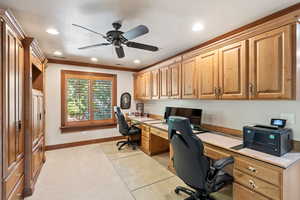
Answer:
[61, 70, 117, 131]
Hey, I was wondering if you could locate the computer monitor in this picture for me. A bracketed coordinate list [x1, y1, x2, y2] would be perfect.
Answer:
[164, 107, 202, 128]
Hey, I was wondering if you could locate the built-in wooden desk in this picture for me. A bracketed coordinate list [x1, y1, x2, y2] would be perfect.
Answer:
[128, 116, 300, 200]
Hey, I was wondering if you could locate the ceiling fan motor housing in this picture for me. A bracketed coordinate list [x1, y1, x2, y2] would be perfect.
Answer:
[112, 22, 122, 30]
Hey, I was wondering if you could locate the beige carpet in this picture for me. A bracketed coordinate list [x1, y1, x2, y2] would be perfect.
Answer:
[26, 141, 232, 200]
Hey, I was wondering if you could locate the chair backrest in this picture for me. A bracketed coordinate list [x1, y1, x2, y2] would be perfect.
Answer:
[168, 116, 210, 190]
[114, 107, 129, 135]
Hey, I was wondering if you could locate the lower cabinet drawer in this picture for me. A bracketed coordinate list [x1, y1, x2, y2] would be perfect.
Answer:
[234, 169, 280, 200]
[7, 176, 24, 200]
[204, 146, 231, 160]
[233, 183, 269, 200]
[151, 128, 168, 140]
[32, 138, 44, 180]
[235, 157, 281, 186]
[4, 159, 24, 199]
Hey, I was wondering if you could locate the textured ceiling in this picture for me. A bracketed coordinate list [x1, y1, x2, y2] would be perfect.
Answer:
[0, 0, 299, 69]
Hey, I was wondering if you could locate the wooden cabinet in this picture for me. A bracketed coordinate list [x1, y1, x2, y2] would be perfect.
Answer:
[151, 69, 160, 99]
[2, 21, 25, 200]
[23, 39, 46, 197]
[144, 72, 151, 99]
[169, 62, 181, 98]
[32, 90, 44, 145]
[198, 50, 219, 99]
[159, 66, 169, 99]
[198, 41, 247, 100]
[132, 22, 295, 101]
[134, 72, 151, 100]
[233, 183, 269, 200]
[182, 57, 197, 99]
[219, 41, 248, 99]
[249, 25, 294, 99]
[32, 138, 44, 181]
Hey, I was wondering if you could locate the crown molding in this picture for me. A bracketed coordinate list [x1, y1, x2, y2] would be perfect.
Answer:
[47, 58, 139, 72]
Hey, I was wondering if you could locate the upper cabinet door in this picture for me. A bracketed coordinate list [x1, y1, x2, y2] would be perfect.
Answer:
[249, 25, 294, 99]
[198, 50, 219, 99]
[144, 72, 151, 99]
[160, 66, 169, 99]
[219, 41, 248, 99]
[169, 63, 181, 99]
[151, 69, 160, 99]
[182, 57, 197, 99]
[16, 41, 25, 160]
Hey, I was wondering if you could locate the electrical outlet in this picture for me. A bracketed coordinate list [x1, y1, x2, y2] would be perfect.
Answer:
[280, 113, 296, 125]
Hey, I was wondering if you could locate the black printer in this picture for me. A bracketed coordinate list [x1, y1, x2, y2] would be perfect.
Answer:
[243, 119, 293, 157]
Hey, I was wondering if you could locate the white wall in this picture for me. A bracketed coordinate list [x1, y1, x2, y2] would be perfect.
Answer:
[45, 63, 136, 146]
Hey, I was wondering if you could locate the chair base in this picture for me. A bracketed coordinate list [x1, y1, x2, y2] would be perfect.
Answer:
[116, 138, 139, 150]
[175, 186, 215, 200]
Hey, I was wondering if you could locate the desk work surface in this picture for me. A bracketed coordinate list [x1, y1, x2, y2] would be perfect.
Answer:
[128, 116, 300, 169]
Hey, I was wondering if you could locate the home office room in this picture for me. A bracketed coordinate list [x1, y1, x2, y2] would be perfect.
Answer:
[1, 1, 300, 200]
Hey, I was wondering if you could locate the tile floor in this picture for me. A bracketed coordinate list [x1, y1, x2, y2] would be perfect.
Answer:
[26, 141, 232, 200]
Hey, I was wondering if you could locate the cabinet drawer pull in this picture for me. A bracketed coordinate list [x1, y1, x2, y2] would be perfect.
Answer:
[214, 87, 218, 96]
[247, 166, 257, 173]
[249, 179, 257, 190]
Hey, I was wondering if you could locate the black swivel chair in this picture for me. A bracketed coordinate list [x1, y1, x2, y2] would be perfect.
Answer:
[168, 116, 234, 200]
[115, 107, 141, 150]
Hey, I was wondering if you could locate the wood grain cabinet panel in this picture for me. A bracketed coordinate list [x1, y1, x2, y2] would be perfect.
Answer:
[159, 66, 169, 99]
[151, 69, 160, 99]
[182, 57, 197, 99]
[234, 169, 280, 200]
[169, 62, 181, 98]
[3, 23, 25, 181]
[144, 72, 151, 99]
[249, 24, 294, 99]
[233, 183, 269, 200]
[219, 41, 248, 99]
[198, 50, 219, 99]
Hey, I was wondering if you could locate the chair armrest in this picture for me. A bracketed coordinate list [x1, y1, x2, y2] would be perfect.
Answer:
[212, 157, 234, 170]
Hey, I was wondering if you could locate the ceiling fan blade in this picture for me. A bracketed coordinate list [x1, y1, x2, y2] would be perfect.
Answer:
[122, 25, 149, 40]
[126, 42, 158, 52]
[78, 43, 110, 50]
[72, 24, 106, 38]
[115, 46, 125, 58]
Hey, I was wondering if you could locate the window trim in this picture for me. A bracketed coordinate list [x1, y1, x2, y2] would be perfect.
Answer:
[61, 70, 117, 132]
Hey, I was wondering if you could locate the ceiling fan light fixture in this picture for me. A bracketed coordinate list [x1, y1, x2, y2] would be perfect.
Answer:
[46, 28, 59, 35]
[134, 59, 141, 64]
[91, 57, 98, 62]
[192, 23, 204, 32]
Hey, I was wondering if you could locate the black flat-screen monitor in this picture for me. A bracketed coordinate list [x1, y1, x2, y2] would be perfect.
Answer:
[164, 107, 202, 127]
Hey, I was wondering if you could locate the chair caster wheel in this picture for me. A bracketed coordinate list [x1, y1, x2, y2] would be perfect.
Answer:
[174, 188, 180, 194]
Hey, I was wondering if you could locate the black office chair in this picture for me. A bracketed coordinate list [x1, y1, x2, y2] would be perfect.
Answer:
[168, 116, 234, 200]
[115, 107, 141, 150]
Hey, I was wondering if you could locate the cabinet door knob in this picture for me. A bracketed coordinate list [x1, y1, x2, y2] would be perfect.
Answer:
[218, 88, 223, 96]
[249, 83, 256, 95]
[214, 87, 218, 96]
[248, 166, 257, 173]
[249, 179, 257, 189]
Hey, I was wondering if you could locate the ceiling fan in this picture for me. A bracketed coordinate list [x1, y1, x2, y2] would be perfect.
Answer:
[72, 21, 159, 58]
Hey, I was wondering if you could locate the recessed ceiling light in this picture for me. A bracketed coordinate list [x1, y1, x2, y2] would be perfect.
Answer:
[91, 57, 98, 62]
[192, 23, 204, 32]
[46, 28, 59, 35]
[133, 59, 141, 64]
[53, 51, 62, 56]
